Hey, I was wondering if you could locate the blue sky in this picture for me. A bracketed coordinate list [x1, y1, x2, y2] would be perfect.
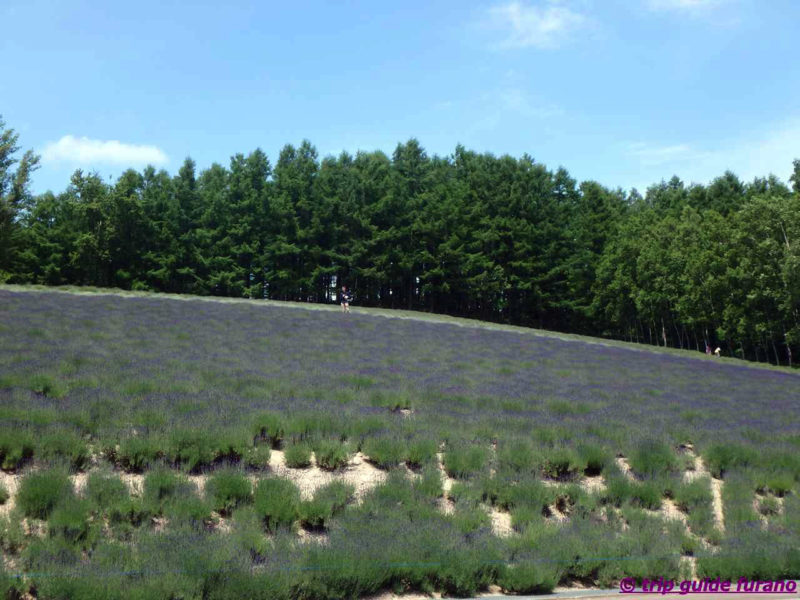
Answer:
[2, 0, 799, 195]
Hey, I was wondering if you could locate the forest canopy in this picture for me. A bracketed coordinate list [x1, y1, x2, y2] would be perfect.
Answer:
[2, 117, 799, 366]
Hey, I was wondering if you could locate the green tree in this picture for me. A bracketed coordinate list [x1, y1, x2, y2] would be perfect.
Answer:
[172, 158, 205, 293]
[789, 159, 800, 195]
[0, 116, 40, 280]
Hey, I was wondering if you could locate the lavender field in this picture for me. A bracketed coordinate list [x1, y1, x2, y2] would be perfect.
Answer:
[0, 287, 799, 599]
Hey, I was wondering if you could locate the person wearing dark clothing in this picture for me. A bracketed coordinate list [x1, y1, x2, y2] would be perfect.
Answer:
[340, 286, 352, 313]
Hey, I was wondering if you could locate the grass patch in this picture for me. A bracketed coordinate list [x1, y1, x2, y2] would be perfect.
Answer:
[499, 561, 561, 594]
[362, 436, 406, 469]
[17, 469, 74, 519]
[628, 440, 679, 477]
[547, 399, 591, 415]
[143, 468, 195, 511]
[497, 478, 555, 515]
[757, 496, 780, 516]
[406, 439, 438, 468]
[704, 443, 757, 478]
[299, 481, 354, 529]
[284, 442, 312, 468]
[85, 472, 129, 509]
[115, 435, 163, 472]
[312, 439, 350, 471]
[244, 445, 272, 470]
[674, 477, 716, 538]
[164, 494, 212, 527]
[603, 465, 665, 510]
[497, 439, 538, 475]
[48, 497, 95, 545]
[252, 412, 284, 448]
[444, 443, 490, 479]
[541, 446, 585, 480]
[206, 470, 252, 515]
[38, 429, 90, 470]
[168, 428, 248, 472]
[369, 390, 413, 411]
[338, 374, 375, 390]
[754, 471, 795, 497]
[27, 373, 66, 399]
[577, 443, 612, 476]
[254, 478, 300, 532]
[0, 428, 35, 471]
[415, 464, 443, 499]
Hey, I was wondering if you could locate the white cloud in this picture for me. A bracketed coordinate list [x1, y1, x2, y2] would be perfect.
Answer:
[626, 117, 800, 187]
[499, 87, 564, 118]
[722, 117, 800, 183]
[646, 0, 726, 12]
[487, 1, 587, 49]
[627, 142, 709, 166]
[42, 135, 168, 166]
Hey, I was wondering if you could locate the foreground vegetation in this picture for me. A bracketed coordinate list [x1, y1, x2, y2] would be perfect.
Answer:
[2, 116, 800, 366]
[0, 288, 798, 598]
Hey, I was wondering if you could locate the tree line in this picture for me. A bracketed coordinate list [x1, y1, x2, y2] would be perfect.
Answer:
[2, 116, 799, 366]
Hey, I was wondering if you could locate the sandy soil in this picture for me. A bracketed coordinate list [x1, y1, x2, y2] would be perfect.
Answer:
[437, 496, 455, 515]
[297, 527, 329, 544]
[119, 472, 144, 496]
[0, 470, 19, 517]
[684, 452, 725, 533]
[435, 452, 454, 495]
[487, 505, 513, 536]
[268, 449, 387, 501]
[581, 474, 606, 494]
[615, 456, 634, 480]
[365, 584, 510, 600]
[660, 497, 688, 525]
[70, 472, 88, 494]
[0, 441, 754, 597]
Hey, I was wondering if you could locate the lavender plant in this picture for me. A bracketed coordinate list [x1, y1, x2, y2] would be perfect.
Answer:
[1, 288, 799, 594]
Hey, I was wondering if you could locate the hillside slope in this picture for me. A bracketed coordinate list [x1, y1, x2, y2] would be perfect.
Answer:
[0, 286, 798, 599]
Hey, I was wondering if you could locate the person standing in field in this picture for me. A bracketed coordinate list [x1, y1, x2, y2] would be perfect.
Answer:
[714, 347, 721, 357]
[340, 285, 352, 313]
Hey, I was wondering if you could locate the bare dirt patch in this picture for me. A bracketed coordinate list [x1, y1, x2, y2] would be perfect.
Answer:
[363, 591, 441, 600]
[581, 474, 606, 494]
[437, 496, 455, 516]
[269, 450, 386, 501]
[209, 512, 231, 534]
[0, 471, 19, 517]
[681, 555, 698, 581]
[297, 527, 329, 545]
[689, 456, 724, 533]
[435, 452, 455, 496]
[152, 516, 168, 533]
[188, 474, 208, 495]
[486, 505, 513, 537]
[753, 493, 783, 526]
[546, 502, 569, 524]
[120, 472, 144, 497]
[616, 456, 635, 481]
[70, 472, 89, 495]
[661, 498, 688, 526]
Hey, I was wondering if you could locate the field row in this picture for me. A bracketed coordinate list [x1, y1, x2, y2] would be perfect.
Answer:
[1, 440, 789, 546]
[1, 440, 795, 597]
[1, 290, 798, 598]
